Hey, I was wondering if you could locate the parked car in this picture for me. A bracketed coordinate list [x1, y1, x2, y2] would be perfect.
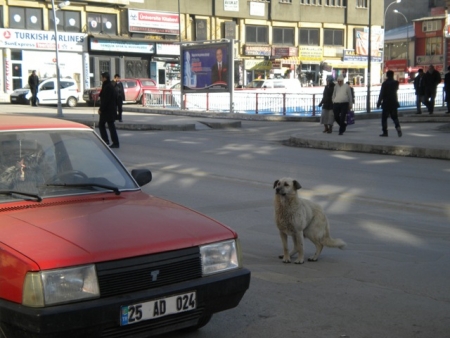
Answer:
[9, 78, 79, 107]
[245, 79, 302, 91]
[0, 114, 250, 337]
[83, 78, 161, 106]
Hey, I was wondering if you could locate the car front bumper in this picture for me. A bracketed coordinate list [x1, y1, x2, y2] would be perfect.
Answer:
[0, 268, 250, 338]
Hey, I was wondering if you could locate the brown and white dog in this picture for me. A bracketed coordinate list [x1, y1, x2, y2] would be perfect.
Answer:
[273, 178, 346, 264]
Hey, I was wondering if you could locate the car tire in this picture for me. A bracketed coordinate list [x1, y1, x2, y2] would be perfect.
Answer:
[66, 96, 78, 108]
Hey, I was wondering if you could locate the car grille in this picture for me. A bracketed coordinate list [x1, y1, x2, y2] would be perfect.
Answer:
[96, 247, 202, 298]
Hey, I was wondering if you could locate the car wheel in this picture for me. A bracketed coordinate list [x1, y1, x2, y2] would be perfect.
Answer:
[66, 96, 78, 107]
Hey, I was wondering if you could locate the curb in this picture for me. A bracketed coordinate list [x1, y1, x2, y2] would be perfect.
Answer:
[286, 136, 450, 160]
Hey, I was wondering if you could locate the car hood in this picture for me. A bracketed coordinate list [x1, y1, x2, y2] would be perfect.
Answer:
[11, 89, 30, 95]
[0, 191, 235, 270]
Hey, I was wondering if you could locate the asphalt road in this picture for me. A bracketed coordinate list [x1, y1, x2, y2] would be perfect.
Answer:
[1, 104, 449, 338]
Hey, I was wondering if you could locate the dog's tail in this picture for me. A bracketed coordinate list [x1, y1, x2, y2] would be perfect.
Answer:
[322, 237, 346, 249]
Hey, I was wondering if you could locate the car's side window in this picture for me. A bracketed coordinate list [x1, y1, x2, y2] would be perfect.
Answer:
[127, 81, 137, 88]
[60, 81, 74, 89]
[41, 82, 55, 91]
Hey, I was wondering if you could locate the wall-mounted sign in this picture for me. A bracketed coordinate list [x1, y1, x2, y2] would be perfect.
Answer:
[244, 45, 271, 56]
[0, 29, 87, 52]
[224, 0, 239, 11]
[156, 43, 180, 55]
[299, 46, 322, 61]
[271, 47, 298, 58]
[90, 37, 155, 54]
[128, 9, 179, 35]
[250, 2, 265, 17]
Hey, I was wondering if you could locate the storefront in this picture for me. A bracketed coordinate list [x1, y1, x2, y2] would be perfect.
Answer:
[299, 46, 322, 86]
[0, 28, 87, 100]
[87, 36, 155, 88]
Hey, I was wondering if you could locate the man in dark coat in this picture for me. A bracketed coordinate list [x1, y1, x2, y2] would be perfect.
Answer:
[210, 48, 228, 84]
[377, 70, 402, 137]
[113, 74, 125, 122]
[444, 66, 450, 114]
[413, 69, 425, 114]
[422, 64, 442, 114]
[98, 72, 120, 148]
[28, 70, 39, 106]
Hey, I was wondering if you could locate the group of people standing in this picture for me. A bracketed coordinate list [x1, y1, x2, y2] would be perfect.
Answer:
[319, 64, 448, 138]
[413, 65, 442, 115]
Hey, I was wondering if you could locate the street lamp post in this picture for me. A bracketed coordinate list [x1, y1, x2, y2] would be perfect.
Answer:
[394, 9, 409, 70]
[51, 0, 70, 118]
[382, 0, 401, 77]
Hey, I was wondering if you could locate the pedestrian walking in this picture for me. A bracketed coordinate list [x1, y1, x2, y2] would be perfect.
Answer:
[444, 66, 450, 114]
[318, 77, 335, 133]
[413, 69, 425, 114]
[332, 76, 353, 136]
[28, 70, 39, 106]
[377, 70, 402, 137]
[346, 81, 355, 105]
[422, 64, 441, 114]
[98, 72, 120, 148]
[113, 74, 125, 122]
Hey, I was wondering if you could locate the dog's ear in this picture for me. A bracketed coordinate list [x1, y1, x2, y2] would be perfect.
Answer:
[273, 180, 279, 189]
[293, 180, 302, 190]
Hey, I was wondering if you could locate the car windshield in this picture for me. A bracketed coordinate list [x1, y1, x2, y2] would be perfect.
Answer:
[140, 80, 156, 86]
[0, 129, 138, 202]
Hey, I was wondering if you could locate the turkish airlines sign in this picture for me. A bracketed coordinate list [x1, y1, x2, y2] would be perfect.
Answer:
[128, 9, 179, 35]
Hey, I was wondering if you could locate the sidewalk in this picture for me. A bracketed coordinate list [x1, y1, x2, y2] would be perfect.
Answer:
[4, 103, 450, 160]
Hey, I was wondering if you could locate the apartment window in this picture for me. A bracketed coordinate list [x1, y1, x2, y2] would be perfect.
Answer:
[325, 0, 346, 6]
[0, 7, 3, 28]
[49, 10, 81, 32]
[425, 37, 442, 55]
[279, 0, 292, 3]
[273, 27, 294, 45]
[422, 20, 442, 33]
[246, 25, 268, 44]
[356, 0, 368, 8]
[324, 29, 343, 46]
[9, 7, 43, 30]
[87, 12, 117, 35]
[299, 28, 320, 45]
[300, 0, 322, 4]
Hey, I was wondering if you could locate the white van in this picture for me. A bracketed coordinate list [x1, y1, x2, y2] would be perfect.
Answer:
[9, 78, 80, 107]
[246, 79, 302, 91]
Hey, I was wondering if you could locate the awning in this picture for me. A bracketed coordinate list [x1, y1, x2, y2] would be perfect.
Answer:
[323, 60, 368, 69]
[275, 57, 302, 65]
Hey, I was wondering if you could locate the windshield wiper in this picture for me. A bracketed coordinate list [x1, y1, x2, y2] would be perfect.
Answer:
[0, 190, 43, 202]
[46, 183, 121, 195]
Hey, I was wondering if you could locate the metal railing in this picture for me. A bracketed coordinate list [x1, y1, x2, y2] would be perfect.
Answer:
[143, 87, 445, 116]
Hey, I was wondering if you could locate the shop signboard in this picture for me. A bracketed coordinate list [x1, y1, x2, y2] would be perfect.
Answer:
[128, 9, 179, 35]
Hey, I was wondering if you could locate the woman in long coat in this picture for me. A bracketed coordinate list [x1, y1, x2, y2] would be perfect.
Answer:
[318, 78, 335, 133]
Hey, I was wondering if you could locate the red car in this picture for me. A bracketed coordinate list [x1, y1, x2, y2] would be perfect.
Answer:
[83, 78, 161, 106]
[0, 115, 250, 337]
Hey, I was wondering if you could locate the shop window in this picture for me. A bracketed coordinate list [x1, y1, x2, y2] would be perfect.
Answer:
[195, 19, 207, 41]
[324, 29, 343, 46]
[87, 12, 117, 35]
[273, 27, 294, 46]
[246, 25, 268, 44]
[9, 7, 43, 30]
[422, 20, 442, 33]
[11, 50, 22, 61]
[299, 28, 319, 46]
[50, 10, 81, 32]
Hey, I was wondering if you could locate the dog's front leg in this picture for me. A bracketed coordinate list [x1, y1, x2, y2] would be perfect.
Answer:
[292, 231, 305, 264]
[278, 231, 291, 263]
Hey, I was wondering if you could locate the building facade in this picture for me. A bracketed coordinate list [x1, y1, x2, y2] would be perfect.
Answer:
[0, 0, 385, 102]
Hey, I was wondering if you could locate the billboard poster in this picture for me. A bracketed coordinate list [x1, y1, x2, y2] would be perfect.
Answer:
[181, 42, 231, 92]
[354, 27, 383, 62]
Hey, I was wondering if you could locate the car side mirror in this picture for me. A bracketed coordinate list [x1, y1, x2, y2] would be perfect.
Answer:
[131, 169, 152, 187]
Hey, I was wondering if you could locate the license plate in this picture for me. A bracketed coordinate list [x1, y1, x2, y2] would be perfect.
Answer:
[120, 291, 196, 326]
[11, 97, 16, 101]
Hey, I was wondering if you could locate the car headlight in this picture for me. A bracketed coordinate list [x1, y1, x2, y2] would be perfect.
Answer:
[22, 265, 100, 307]
[200, 239, 241, 276]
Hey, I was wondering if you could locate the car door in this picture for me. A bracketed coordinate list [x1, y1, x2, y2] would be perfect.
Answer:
[123, 80, 139, 102]
[37, 80, 56, 104]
